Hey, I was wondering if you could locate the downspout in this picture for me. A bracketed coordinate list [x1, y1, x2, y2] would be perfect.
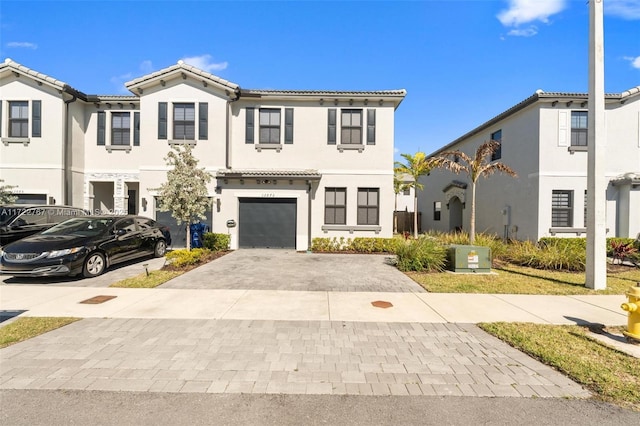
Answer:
[226, 89, 241, 169]
[63, 91, 77, 205]
[307, 180, 313, 252]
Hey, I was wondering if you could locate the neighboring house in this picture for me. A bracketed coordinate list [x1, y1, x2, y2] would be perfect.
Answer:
[395, 173, 415, 212]
[0, 59, 406, 249]
[418, 87, 640, 241]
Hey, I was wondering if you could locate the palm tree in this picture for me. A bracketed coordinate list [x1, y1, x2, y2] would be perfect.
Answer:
[394, 152, 439, 238]
[393, 174, 411, 233]
[435, 141, 517, 244]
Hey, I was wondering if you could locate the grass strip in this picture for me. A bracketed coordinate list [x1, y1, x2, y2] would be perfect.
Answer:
[0, 317, 80, 349]
[109, 269, 183, 288]
[479, 322, 640, 411]
[407, 264, 639, 295]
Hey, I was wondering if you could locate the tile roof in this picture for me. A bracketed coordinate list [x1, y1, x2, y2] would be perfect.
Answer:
[241, 89, 407, 97]
[0, 58, 87, 98]
[217, 169, 321, 179]
[429, 85, 640, 156]
[125, 60, 239, 91]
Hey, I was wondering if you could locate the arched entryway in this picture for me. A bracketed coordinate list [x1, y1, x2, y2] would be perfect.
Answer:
[449, 196, 463, 232]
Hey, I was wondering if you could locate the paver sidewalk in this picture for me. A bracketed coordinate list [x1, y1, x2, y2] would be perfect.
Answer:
[0, 318, 590, 398]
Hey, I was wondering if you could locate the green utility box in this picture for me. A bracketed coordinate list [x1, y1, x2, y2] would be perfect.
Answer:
[447, 245, 491, 273]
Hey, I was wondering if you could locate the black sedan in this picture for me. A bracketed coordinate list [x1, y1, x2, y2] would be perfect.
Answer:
[0, 215, 171, 278]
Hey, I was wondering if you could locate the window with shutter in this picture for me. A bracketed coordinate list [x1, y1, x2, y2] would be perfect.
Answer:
[199, 103, 208, 140]
[111, 112, 131, 145]
[97, 111, 106, 146]
[327, 109, 336, 145]
[32, 100, 41, 137]
[366, 109, 375, 145]
[284, 108, 293, 144]
[245, 107, 255, 144]
[9, 101, 28, 138]
[158, 102, 167, 139]
[173, 103, 195, 140]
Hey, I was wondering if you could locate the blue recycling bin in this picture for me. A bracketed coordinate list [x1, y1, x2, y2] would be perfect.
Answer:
[189, 222, 208, 248]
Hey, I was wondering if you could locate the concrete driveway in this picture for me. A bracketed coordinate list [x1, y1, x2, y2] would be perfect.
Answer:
[160, 249, 425, 293]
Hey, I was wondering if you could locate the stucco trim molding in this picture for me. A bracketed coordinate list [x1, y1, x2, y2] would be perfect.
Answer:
[255, 143, 282, 152]
[337, 144, 365, 153]
[321, 225, 382, 234]
[2, 137, 30, 146]
[106, 145, 132, 153]
[168, 140, 196, 146]
[442, 180, 467, 206]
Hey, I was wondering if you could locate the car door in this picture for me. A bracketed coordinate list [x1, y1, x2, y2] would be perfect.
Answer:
[135, 217, 158, 255]
[108, 218, 142, 263]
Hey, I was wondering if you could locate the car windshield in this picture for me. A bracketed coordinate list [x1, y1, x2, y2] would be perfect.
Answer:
[42, 217, 114, 237]
[0, 207, 25, 226]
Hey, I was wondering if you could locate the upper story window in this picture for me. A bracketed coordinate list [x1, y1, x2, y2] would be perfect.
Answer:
[571, 111, 587, 147]
[111, 112, 131, 146]
[9, 101, 29, 137]
[341, 109, 362, 145]
[403, 188, 410, 196]
[552, 190, 573, 227]
[491, 129, 502, 161]
[173, 103, 195, 140]
[259, 108, 281, 144]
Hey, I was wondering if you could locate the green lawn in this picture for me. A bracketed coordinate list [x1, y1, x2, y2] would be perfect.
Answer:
[479, 322, 640, 411]
[109, 269, 183, 288]
[407, 263, 640, 295]
[0, 317, 80, 348]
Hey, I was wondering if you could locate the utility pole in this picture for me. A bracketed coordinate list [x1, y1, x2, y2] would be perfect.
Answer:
[586, 0, 607, 290]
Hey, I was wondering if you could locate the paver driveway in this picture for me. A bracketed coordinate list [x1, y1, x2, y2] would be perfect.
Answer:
[160, 249, 425, 292]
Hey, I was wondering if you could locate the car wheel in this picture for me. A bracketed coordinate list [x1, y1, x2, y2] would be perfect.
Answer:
[83, 252, 105, 278]
[154, 240, 167, 257]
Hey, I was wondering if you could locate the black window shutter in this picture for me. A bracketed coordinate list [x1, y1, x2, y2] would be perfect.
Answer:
[133, 112, 140, 146]
[199, 103, 208, 140]
[328, 109, 336, 145]
[158, 102, 167, 139]
[0, 101, 2, 137]
[285, 108, 294, 144]
[32, 100, 42, 137]
[97, 111, 106, 146]
[367, 109, 376, 145]
[245, 107, 254, 144]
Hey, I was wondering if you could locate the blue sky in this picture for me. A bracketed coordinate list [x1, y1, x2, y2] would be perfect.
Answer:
[1, 0, 639, 158]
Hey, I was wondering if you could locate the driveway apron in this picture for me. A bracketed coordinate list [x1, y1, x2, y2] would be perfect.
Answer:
[160, 249, 426, 292]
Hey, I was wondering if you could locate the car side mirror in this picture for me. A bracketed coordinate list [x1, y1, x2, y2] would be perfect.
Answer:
[115, 229, 127, 236]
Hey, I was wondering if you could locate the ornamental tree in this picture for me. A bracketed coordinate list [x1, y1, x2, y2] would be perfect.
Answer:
[434, 140, 517, 244]
[157, 145, 212, 250]
[0, 180, 17, 204]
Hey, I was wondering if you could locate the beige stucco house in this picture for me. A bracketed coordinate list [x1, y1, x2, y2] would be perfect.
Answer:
[0, 59, 406, 249]
[418, 87, 640, 240]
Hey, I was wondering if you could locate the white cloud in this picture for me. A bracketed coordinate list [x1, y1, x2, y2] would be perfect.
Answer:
[497, 0, 566, 27]
[606, 0, 640, 20]
[139, 60, 154, 73]
[6, 41, 37, 49]
[507, 26, 538, 37]
[110, 72, 133, 94]
[179, 54, 228, 72]
[624, 56, 640, 69]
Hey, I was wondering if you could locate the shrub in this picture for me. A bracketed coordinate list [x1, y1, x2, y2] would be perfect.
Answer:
[394, 236, 447, 272]
[606, 238, 635, 256]
[166, 248, 211, 267]
[506, 240, 586, 271]
[311, 237, 350, 252]
[426, 231, 508, 261]
[538, 237, 586, 252]
[202, 232, 230, 251]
